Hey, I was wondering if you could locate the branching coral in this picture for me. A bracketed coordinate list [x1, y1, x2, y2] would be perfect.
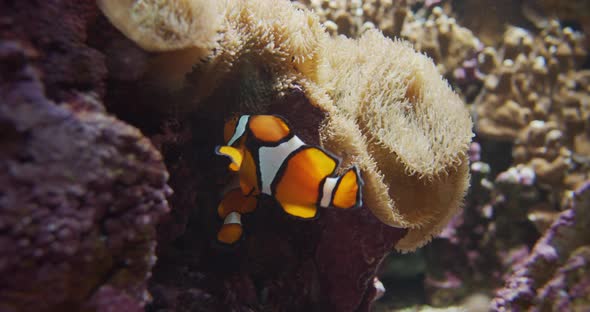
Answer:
[523, 0, 590, 40]
[511, 121, 572, 187]
[401, 7, 482, 78]
[297, 0, 412, 38]
[474, 22, 589, 194]
[475, 23, 587, 142]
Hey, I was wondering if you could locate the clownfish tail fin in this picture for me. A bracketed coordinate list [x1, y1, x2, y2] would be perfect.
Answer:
[217, 212, 243, 245]
[331, 166, 363, 209]
[215, 145, 243, 172]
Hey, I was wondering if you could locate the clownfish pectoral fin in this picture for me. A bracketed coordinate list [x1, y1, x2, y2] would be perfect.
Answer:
[279, 201, 318, 219]
[217, 212, 243, 244]
[331, 166, 363, 209]
[215, 146, 243, 171]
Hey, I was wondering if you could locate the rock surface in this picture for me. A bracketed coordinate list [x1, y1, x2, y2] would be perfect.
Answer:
[0, 1, 170, 311]
[492, 182, 590, 311]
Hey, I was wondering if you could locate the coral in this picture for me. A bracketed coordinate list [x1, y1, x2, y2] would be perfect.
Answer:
[97, 0, 222, 52]
[315, 31, 472, 250]
[0, 1, 107, 102]
[475, 24, 587, 142]
[417, 138, 569, 307]
[523, 0, 590, 40]
[420, 160, 499, 306]
[451, 0, 530, 46]
[511, 120, 573, 188]
[492, 182, 590, 311]
[297, 0, 413, 38]
[474, 22, 589, 194]
[401, 7, 483, 78]
[84, 286, 144, 312]
[5, 0, 589, 310]
[96, 0, 224, 90]
[297, 2, 484, 86]
[0, 39, 170, 311]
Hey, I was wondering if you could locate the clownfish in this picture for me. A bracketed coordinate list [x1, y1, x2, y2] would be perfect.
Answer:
[214, 115, 363, 244]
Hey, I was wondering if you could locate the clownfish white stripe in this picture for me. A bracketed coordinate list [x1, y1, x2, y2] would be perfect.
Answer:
[228, 115, 250, 146]
[320, 176, 338, 208]
[258, 135, 305, 195]
[224, 211, 242, 225]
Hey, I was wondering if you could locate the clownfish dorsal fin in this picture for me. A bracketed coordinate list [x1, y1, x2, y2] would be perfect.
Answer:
[248, 115, 293, 144]
[215, 146, 244, 171]
[326, 166, 364, 209]
[226, 115, 250, 146]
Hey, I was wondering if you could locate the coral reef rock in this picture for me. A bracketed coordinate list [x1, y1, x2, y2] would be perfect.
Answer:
[0, 40, 170, 312]
[0, 1, 171, 311]
[492, 182, 590, 311]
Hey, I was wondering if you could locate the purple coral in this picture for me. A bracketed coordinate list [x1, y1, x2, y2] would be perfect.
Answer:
[492, 182, 590, 311]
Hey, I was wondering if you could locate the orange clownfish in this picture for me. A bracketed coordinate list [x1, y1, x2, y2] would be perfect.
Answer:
[214, 115, 364, 244]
